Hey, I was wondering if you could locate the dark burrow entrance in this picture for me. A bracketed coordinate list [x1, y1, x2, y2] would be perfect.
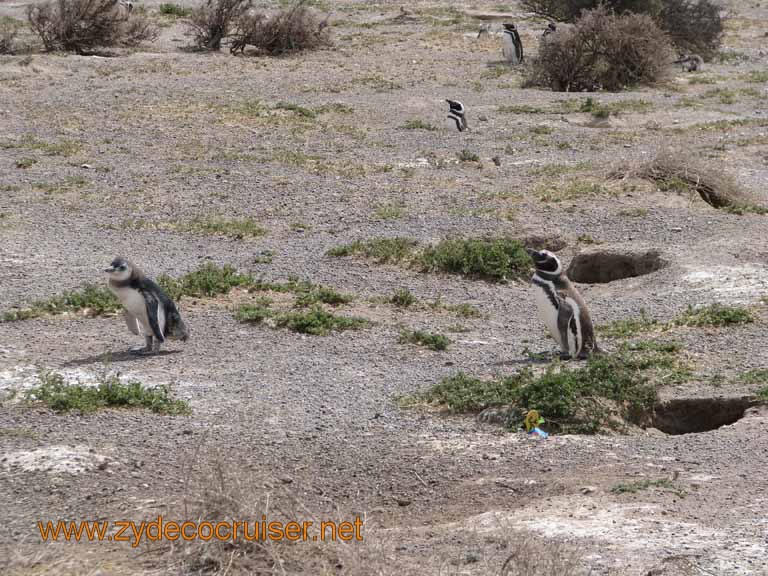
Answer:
[651, 397, 761, 435]
[567, 249, 668, 284]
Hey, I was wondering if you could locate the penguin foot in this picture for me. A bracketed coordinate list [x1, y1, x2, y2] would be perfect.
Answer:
[130, 346, 155, 356]
[558, 352, 572, 361]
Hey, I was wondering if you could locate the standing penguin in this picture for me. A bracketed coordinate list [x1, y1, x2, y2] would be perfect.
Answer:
[446, 99, 468, 132]
[526, 248, 598, 359]
[502, 23, 523, 64]
[105, 257, 189, 355]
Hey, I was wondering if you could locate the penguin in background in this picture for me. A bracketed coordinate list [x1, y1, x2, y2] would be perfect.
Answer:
[526, 248, 598, 360]
[446, 99, 468, 132]
[105, 257, 189, 355]
[502, 23, 524, 64]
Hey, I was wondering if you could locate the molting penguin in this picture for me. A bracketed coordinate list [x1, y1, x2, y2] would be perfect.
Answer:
[105, 257, 189, 355]
[502, 23, 524, 64]
[446, 99, 468, 132]
[526, 248, 598, 359]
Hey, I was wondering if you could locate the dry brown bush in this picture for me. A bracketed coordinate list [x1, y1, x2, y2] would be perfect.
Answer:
[26, 0, 157, 53]
[521, 0, 722, 58]
[230, 0, 331, 55]
[661, 0, 723, 60]
[611, 150, 762, 212]
[525, 7, 672, 92]
[187, 0, 251, 51]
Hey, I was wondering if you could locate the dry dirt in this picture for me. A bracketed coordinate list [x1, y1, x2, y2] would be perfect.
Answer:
[1, 0, 768, 574]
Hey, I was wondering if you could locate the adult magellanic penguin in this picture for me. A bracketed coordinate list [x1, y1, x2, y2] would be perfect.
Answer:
[502, 23, 523, 64]
[526, 248, 598, 360]
[105, 257, 189, 355]
[446, 99, 468, 132]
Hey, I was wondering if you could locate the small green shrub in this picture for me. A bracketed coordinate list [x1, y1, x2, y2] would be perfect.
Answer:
[2, 284, 120, 322]
[327, 237, 419, 263]
[599, 311, 659, 338]
[159, 263, 253, 300]
[293, 285, 352, 307]
[389, 288, 417, 308]
[611, 478, 686, 498]
[399, 329, 450, 351]
[737, 369, 768, 385]
[417, 238, 531, 282]
[27, 372, 190, 414]
[403, 120, 436, 131]
[674, 304, 753, 327]
[234, 297, 273, 324]
[272, 306, 368, 335]
[159, 3, 191, 17]
[457, 149, 480, 162]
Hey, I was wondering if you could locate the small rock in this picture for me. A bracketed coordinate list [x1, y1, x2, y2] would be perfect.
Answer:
[279, 476, 293, 484]
[80, 164, 92, 169]
[395, 497, 411, 507]
[492, 156, 501, 166]
[581, 486, 597, 495]
[671, 227, 682, 232]
[478, 114, 488, 122]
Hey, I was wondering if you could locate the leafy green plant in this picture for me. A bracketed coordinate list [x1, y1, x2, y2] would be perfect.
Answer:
[272, 306, 368, 335]
[27, 372, 190, 414]
[159, 263, 254, 300]
[2, 284, 120, 322]
[327, 238, 419, 263]
[399, 329, 450, 351]
[389, 288, 417, 308]
[674, 303, 753, 327]
[417, 238, 531, 282]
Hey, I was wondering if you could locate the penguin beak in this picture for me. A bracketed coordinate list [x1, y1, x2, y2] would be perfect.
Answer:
[525, 247, 539, 259]
[104, 266, 116, 273]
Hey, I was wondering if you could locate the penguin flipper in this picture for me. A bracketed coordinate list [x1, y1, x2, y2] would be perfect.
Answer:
[556, 297, 576, 356]
[143, 291, 166, 343]
[122, 310, 141, 336]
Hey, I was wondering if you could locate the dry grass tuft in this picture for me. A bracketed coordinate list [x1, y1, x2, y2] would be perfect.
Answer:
[0, 16, 21, 54]
[525, 7, 672, 92]
[612, 150, 763, 212]
[27, 0, 158, 53]
[231, 0, 331, 55]
[187, 0, 251, 51]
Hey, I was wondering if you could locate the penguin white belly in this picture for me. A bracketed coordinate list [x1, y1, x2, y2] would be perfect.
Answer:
[114, 287, 152, 336]
[532, 283, 563, 348]
[502, 35, 516, 61]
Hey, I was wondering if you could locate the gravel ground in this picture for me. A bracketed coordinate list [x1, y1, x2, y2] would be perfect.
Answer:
[1, 0, 768, 574]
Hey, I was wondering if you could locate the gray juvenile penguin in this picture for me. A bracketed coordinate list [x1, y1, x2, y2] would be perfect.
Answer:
[446, 99, 468, 132]
[674, 54, 703, 72]
[526, 248, 598, 360]
[105, 257, 189, 355]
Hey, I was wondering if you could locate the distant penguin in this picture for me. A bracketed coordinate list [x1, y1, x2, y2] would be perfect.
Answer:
[502, 23, 523, 64]
[477, 23, 491, 40]
[674, 54, 703, 72]
[526, 248, 598, 360]
[105, 257, 189, 355]
[543, 22, 556, 38]
[446, 99, 468, 132]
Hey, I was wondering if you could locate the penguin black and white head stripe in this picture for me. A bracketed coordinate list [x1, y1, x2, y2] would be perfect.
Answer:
[502, 22, 524, 64]
[446, 99, 468, 132]
[105, 257, 189, 355]
[526, 247, 598, 360]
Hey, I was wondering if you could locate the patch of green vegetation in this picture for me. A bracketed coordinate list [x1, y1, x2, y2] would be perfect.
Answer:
[15, 158, 36, 169]
[674, 304, 753, 328]
[481, 65, 510, 79]
[530, 125, 553, 135]
[611, 478, 686, 498]
[327, 237, 419, 263]
[577, 234, 597, 244]
[399, 329, 450, 351]
[123, 217, 266, 239]
[2, 284, 120, 322]
[27, 372, 190, 415]
[715, 50, 749, 64]
[438, 302, 482, 318]
[158, 3, 190, 16]
[598, 312, 659, 339]
[618, 207, 649, 217]
[446, 324, 470, 333]
[530, 162, 592, 177]
[272, 306, 368, 335]
[353, 75, 402, 91]
[289, 222, 310, 232]
[619, 340, 681, 354]
[374, 203, 406, 220]
[737, 369, 768, 385]
[535, 181, 608, 202]
[744, 71, 768, 83]
[274, 101, 317, 119]
[159, 263, 253, 301]
[389, 288, 417, 308]
[722, 202, 768, 215]
[702, 88, 737, 104]
[402, 119, 436, 131]
[417, 238, 530, 282]
[413, 343, 691, 433]
[757, 387, 768, 400]
[498, 104, 549, 114]
[293, 284, 352, 307]
[2, 137, 83, 157]
[234, 297, 273, 324]
[578, 97, 652, 117]
[457, 149, 480, 162]
[687, 75, 718, 85]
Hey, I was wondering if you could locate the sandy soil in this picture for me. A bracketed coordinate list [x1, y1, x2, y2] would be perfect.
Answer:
[1, 0, 768, 574]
